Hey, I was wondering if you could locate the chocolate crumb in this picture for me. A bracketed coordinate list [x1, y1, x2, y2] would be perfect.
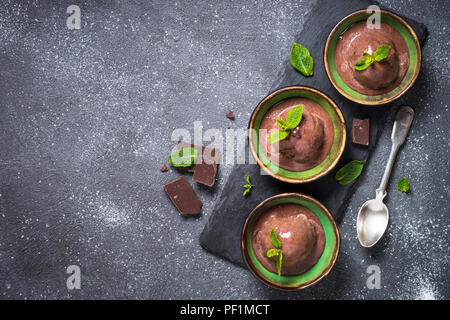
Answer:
[161, 163, 169, 172]
[226, 109, 235, 120]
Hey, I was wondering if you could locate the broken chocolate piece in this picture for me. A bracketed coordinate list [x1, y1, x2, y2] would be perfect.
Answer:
[226, 109, 235, 120]
[175, 141, 220, 186]
[160, 163, 169, 172]
[163, 176, 202, 216]
[193, 147, 219, 187]
[352, 118, 370, 146]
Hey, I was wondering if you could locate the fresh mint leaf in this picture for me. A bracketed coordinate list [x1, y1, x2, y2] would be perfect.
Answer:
[271, 106, 303, 144]
[335, 160, 365, 185]
[397, 177, 410, 193]
[355, 45, 390, 70]
[269, 129, 290, 144]
[243, 175, 255, 197]
[168, 147, 198, 167]
[354, 53, 374, 71]
[266, 248, 280, 258]
[373, 45, 391, 62]
[285, 105, 303, 130]
[270, 229, 282, 249]
[246, 175, 254, 187]
[354, 59, 369, 70]
[276, 251, 283, 276]
[290, 43, 314, 76]
[276, 118, 288, 130]
[268, 229, 283, 276]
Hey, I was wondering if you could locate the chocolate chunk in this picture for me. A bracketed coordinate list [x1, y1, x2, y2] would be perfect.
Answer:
[163, 176, 202, 216]
[352, 118, 370, 146]
[193, 147, 219, 187]
[226, 109, 235, 120]
[176, 141, 220, 187]
[160, 163, 168, 172]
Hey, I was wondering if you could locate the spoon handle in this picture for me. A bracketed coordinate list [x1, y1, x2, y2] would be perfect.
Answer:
[377, 106, 414, 199]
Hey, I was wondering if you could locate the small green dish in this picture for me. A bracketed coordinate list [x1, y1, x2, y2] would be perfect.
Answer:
[324, 9, 422, 105]
[241, 193, 340, 291]
[248, 86, 346, 184]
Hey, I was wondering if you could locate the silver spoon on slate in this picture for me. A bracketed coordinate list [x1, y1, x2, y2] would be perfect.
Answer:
[357, 106, 414, 248]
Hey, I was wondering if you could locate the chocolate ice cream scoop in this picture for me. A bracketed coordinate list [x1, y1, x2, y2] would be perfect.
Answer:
[353, 41, 399, 90]
[252, 203, 325, 276]
[334, 21, 409, 96]
[269, 215, 316, 267]
[278, 113, 325, 163]
[260, 97, 334, 172]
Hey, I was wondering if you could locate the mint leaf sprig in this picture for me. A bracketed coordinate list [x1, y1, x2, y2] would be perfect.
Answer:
[354, 45, 391, 71]
[266, 229, 283, 276]
[243, 175, 255, 196]
[269, 105, 303, 144]
[168, 147, 198, 167]
[397, 177, 410, 193]
[355, 52, 374, 71]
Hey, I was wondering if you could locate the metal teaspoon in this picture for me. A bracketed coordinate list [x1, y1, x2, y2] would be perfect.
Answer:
[357, 106, 415, 248]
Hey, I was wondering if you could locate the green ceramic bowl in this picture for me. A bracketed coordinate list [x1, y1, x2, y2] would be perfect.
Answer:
[241, 193, 340, 291]
[248, 86, 346, 183]
[324, 9, 422, 105]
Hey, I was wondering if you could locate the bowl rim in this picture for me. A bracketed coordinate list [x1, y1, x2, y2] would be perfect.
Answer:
[240, 192, 341, 291]
[248, 85, 346, 184]
[323, 8, 422, 106]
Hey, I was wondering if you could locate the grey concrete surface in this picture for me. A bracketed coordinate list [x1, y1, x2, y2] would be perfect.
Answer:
[0, 0, 448, 299]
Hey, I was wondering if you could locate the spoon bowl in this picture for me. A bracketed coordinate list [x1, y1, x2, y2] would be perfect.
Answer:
[357, 199, 389, 247]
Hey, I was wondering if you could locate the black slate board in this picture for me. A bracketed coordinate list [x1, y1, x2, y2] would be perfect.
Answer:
[200, 0, 427, 268]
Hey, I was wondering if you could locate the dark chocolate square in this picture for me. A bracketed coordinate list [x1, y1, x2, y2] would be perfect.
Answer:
[352, 118, 370, 146]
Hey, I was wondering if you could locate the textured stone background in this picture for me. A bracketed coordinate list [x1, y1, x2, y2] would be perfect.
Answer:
[0, 0, 448, 299]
